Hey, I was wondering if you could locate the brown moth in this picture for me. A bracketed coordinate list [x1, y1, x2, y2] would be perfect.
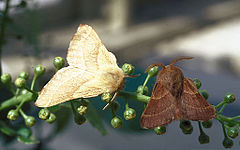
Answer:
[140, 57, 216, 129]
[35, 24, 124, 107]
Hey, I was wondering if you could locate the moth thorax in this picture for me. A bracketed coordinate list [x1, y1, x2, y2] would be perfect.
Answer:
[157, 65, 184, 97]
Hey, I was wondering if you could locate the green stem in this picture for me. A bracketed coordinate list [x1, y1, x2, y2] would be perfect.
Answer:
[230, 115, 240, 120]
[19, 108, 27, 119]
[70, 101, 77, 116]
[217, 114, 240, 125]
[30, 75, 37, 91]
[7, 83, 16, 96]
[0, 92, 37, 111]
[0, 0, 11, 75]
[218, 103, 227, 114]
[198, 121, 203, 134]
[221, 122, 228, 138]
[142, 74, 151, 90]
[118, 91, 150, 103]
[125, 99, 129, 109]
[110, 104, 116, 118]
[215, 101, 226, 109]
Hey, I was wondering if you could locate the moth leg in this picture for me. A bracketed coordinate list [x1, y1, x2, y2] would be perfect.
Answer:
[145, 63, 165, 73]
[102, 92, 118, 110]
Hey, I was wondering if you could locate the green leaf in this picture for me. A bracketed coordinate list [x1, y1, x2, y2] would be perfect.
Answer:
[85, 102, 107, 135]
[55, 107, 71, 133]
[0, 121, 16, 136]
[17, 136, 40, 144]
[48, 105, 60, 112]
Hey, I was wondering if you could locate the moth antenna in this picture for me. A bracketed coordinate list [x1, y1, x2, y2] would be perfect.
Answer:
[145, 63, 165, 73]
[170, 57, 194, 66]
[102, 92, 118, 110]
[124, 74, 140, 79]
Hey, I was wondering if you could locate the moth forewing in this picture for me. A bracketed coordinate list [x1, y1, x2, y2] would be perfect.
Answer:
[140, 57, 216, 129]
[35, 24, 125, 107]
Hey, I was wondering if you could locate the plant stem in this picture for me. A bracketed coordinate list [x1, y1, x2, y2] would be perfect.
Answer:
[118, 91, 150, 103]
[0, 0, 11, 75]
[198, 121, 203, 134]
[218, 103, 227, 114]
[0, 92, 37, 111]
[215, 101, 226, 109]
[31, 75, 37, 91]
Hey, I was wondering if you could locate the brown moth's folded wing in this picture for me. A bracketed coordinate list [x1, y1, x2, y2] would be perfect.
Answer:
[180, 78, 216, 121]
[35, 66, 96, 107]
[141, 82, 176, 129]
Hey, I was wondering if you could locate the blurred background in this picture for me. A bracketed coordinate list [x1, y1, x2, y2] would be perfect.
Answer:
[1, 0, 240, 149]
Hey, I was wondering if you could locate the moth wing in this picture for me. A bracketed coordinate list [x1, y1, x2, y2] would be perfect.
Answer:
[67, 24, 119, 71]
[180, 78, 216, 121]
[141, 82, 176, 129]
[35, 66, 95, 107]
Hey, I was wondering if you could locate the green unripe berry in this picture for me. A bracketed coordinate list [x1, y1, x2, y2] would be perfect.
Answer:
[24, 116, 36, 127]
[1, 73, 12, 84]
[198, 133, 210, 144]
[124, 108, 136, 120]
[121, 63, 134, 75]
[181, 127, 193, 135]
[193, 78, 202, 89]
[17, 127, 32, 138]
[7, 109, 19, 121]
[38, 109, 50, 120]
[180, 120, 193, 131]
[222, 138, 233, 148]
[74, 115, 86, 125]
[53, 57, 65, 70]
[34, 65, 46, 77]
[202, 120, 213, 128]
[18, 71, 29, 80]
[111, 102, 120, 112]
[101, 92, 112, 103]
[227, 127, 238, 139]
[154, 126, 166, 135]
[136, 85, 149, 95]
[21, 89, 29, 95]
[14, 78, 26, 88]
[77, 105, 88, 115]
[199, 89, 209, 100]
[45, 113, 56, 124]
[111, 116, 122, 128]
[224, 92, 235, 104]
[147, 66, 158, 77]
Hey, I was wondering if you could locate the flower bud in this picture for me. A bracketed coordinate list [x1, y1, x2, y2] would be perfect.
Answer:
[74, 115, 86, 125]
[17, 127, 32, 138]
[101, 92, 112, 103]
[24, 116, 36, 127]
[136, 85, 149, 95]
[1, 73, 11, 84]
[111, 116, 122, 128]
[34, 64, 46, 77]
[38, 109, 50, 120]
[198, 133, 209, 144]
[154, 126, 166, 135]
[77, 105, 88, 115]
[53, 57, 65, 70]
[14, 78, 26, 88]
[123, 108, 136, 120]
[202, 120, 213, 128]
[193, 78, 201, 89]
[227, 127, 238, 139]
[7, 109, 19, 121]
[46, 113, 56, 124]
[121, 63, 134, 75]
[199, 89, 209, 100]
[147, 66, 158, 77]
[180, 120, 193, 135]
[18, 71, 29, 80]
[224, 92, 235, 104]
[222, 138, 233, 148]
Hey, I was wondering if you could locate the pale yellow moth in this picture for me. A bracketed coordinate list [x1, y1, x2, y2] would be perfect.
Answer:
[35, 24, 124, 107]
